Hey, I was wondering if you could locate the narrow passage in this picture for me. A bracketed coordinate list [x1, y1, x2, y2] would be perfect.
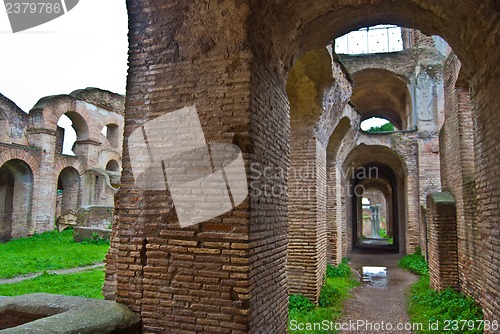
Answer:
[339, 250, 418, 333]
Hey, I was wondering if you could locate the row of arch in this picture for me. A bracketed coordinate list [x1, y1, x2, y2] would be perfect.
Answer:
[0, 154, 120, 241]
[106, 0, 500, 329]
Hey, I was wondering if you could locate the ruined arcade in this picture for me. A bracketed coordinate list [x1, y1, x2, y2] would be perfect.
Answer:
[0, 0, 499, 333]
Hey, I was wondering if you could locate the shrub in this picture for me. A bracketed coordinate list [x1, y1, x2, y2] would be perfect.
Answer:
[289, 294, 315, 313]
[81, 232, 110, 246]
[399, 249, 428, 276]
[366, 122, 395, 133]
[326, 259, 351, 278]
[318, 280, 341, 307]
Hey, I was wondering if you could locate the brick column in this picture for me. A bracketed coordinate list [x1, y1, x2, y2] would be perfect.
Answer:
[104, 1, 290, 332]
[287, 132, 327, 303]
[426, 192, 458, 290]
[27, 129, 58, 233]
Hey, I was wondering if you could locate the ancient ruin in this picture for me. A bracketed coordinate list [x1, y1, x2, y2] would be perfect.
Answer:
[0, 88, 124, 240]
[1, 0, 499, 333]
[104, 1, 500, 331]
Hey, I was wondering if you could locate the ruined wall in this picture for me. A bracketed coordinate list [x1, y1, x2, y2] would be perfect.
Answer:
[439, 52, 485, 306]
[426, 192, 459, 290]
[0, 88, 124, 239]
[108, 0, 500, 331]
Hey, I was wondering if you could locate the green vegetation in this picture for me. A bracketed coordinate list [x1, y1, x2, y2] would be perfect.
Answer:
[400, 251, 484, 333]
[379, 228, 394, 245]
[289, 260, 358, 333]
[0, 269, 105, 299]
[0, 229, 109, 278]
[289, 294, 315, 313]
[366, 122, 395, 133]
[80, 232, 110, 246]
[326, 258, 351, 279]
[399, 248, 428, 276]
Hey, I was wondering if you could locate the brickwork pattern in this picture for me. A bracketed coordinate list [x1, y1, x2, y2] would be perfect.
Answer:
[426, 192, 458, 290]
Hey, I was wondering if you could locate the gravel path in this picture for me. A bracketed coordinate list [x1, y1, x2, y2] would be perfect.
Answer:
[338, 250, 418, 334]
[0, 262, 105, 285]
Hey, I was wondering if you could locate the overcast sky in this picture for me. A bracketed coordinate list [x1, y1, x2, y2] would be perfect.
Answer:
[0, 1, 128, 112]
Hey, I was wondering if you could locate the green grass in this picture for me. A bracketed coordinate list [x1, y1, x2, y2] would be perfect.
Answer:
[289, 261, 359, 334]
[407, 276, 484, 333]
[0, 229, 109, 278]
[400, 251, 484, 333]
[326, 258, 351, 279]
[399, 249, 428, 276]
[379, 228, 394, 245]
[0, 269, 105, 299]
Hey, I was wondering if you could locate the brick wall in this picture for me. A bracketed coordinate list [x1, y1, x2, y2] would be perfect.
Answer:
[109, 0, 500, 330]
[0, 310, 46, 330]
[426, 192, 458, 290]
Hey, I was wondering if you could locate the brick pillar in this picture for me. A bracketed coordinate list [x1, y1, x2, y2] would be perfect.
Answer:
[27, 129, 58, 233]
[285, 48, 349, 303]
[287, 132, 327, 303]
[426, 192, 458, 290]
[104, 1, 289, 332]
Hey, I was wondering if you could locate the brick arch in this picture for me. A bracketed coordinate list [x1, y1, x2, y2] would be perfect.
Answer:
[98, 151, 122, 170]
[53, 156, 86, 179]
[342, 144, 410, 252]
[97, 113, 124, 131]
[251, 1, 495, 79]
[342, 144, 408, 179]
[350, 68, 412, 130]
[0, 150, 39, 240]
[30, 96, 97, 141]
[0, 148, 40, 175]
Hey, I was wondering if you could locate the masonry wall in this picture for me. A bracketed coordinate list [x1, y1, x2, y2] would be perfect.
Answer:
[287, 134, 327, 302]
[440, 54, 479, 299]
[0, 89, 124, 240]
[109, 0, 500, 330]
[426, 192, 458, 290]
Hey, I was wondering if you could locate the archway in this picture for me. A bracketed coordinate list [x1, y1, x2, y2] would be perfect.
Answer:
[359, 185, 393, 248]
[352, 165, 399, 252]
[110, 0, 500, 329]
[0, 159, 33, 240]
[343, 145, 408, 254]
[56, 166, 80, 217]
[350, 68, 412, 130]
[105, 159, 120, 172]
[102, 123, 120, 148]
[56, 111, 89, 156]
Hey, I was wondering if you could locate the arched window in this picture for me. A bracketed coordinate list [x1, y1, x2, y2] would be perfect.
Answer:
[56, 112, 89, 156]
[101, 123, 120, 148]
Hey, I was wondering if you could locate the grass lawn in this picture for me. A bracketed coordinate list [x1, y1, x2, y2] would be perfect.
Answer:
[0, 269, 105, 299]
[288, 260, 359, 333]
[0, 229, 109, 278]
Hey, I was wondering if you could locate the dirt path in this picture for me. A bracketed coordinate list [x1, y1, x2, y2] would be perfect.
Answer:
[0, 262, 105, 285]
[339, 250, 418, 333]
